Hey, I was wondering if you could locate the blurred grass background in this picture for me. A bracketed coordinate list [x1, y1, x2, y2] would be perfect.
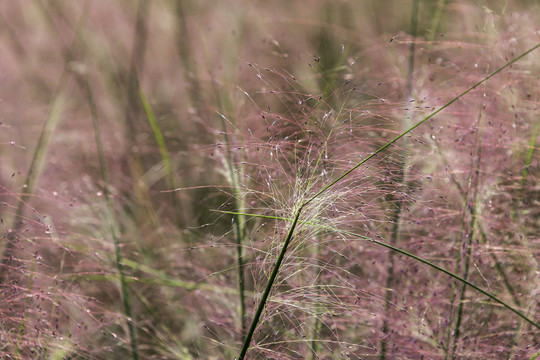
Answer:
[0, 1, 539, 359]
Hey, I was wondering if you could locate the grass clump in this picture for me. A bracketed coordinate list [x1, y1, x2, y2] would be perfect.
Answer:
[0, 1, 539, 359]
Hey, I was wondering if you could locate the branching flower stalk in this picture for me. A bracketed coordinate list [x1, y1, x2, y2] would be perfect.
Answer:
[236, 41, 540, 360]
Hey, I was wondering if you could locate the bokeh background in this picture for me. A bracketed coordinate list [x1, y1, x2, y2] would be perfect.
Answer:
[0, 1, 539, 359]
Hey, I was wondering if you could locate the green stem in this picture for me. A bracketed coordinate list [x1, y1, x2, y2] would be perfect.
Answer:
[223, 210, 540, 332]
[305, 41, 540, 207]
[237, 209, 303, 359]
[138, 88, 184, 226]
[359, 235, 539, 330]
[235, 40, 540, 359]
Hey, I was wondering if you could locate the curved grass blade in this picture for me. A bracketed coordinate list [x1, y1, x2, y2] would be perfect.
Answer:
[305, 41, 540, 207]
[138, 88, 184, 226]
[218, 210, 540, 331]
[236, 41, 540, 359]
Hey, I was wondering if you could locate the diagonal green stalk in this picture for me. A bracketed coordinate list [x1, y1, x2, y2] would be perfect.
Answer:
[138, 88, 183, 226]
[305, 41, 540, 207]
[138, 90, 173, 184]
[222, 210, 540, 331]
[236, 41, 540, 359]
[346, 234, 540, 331]
[237, 210, 303, 359]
